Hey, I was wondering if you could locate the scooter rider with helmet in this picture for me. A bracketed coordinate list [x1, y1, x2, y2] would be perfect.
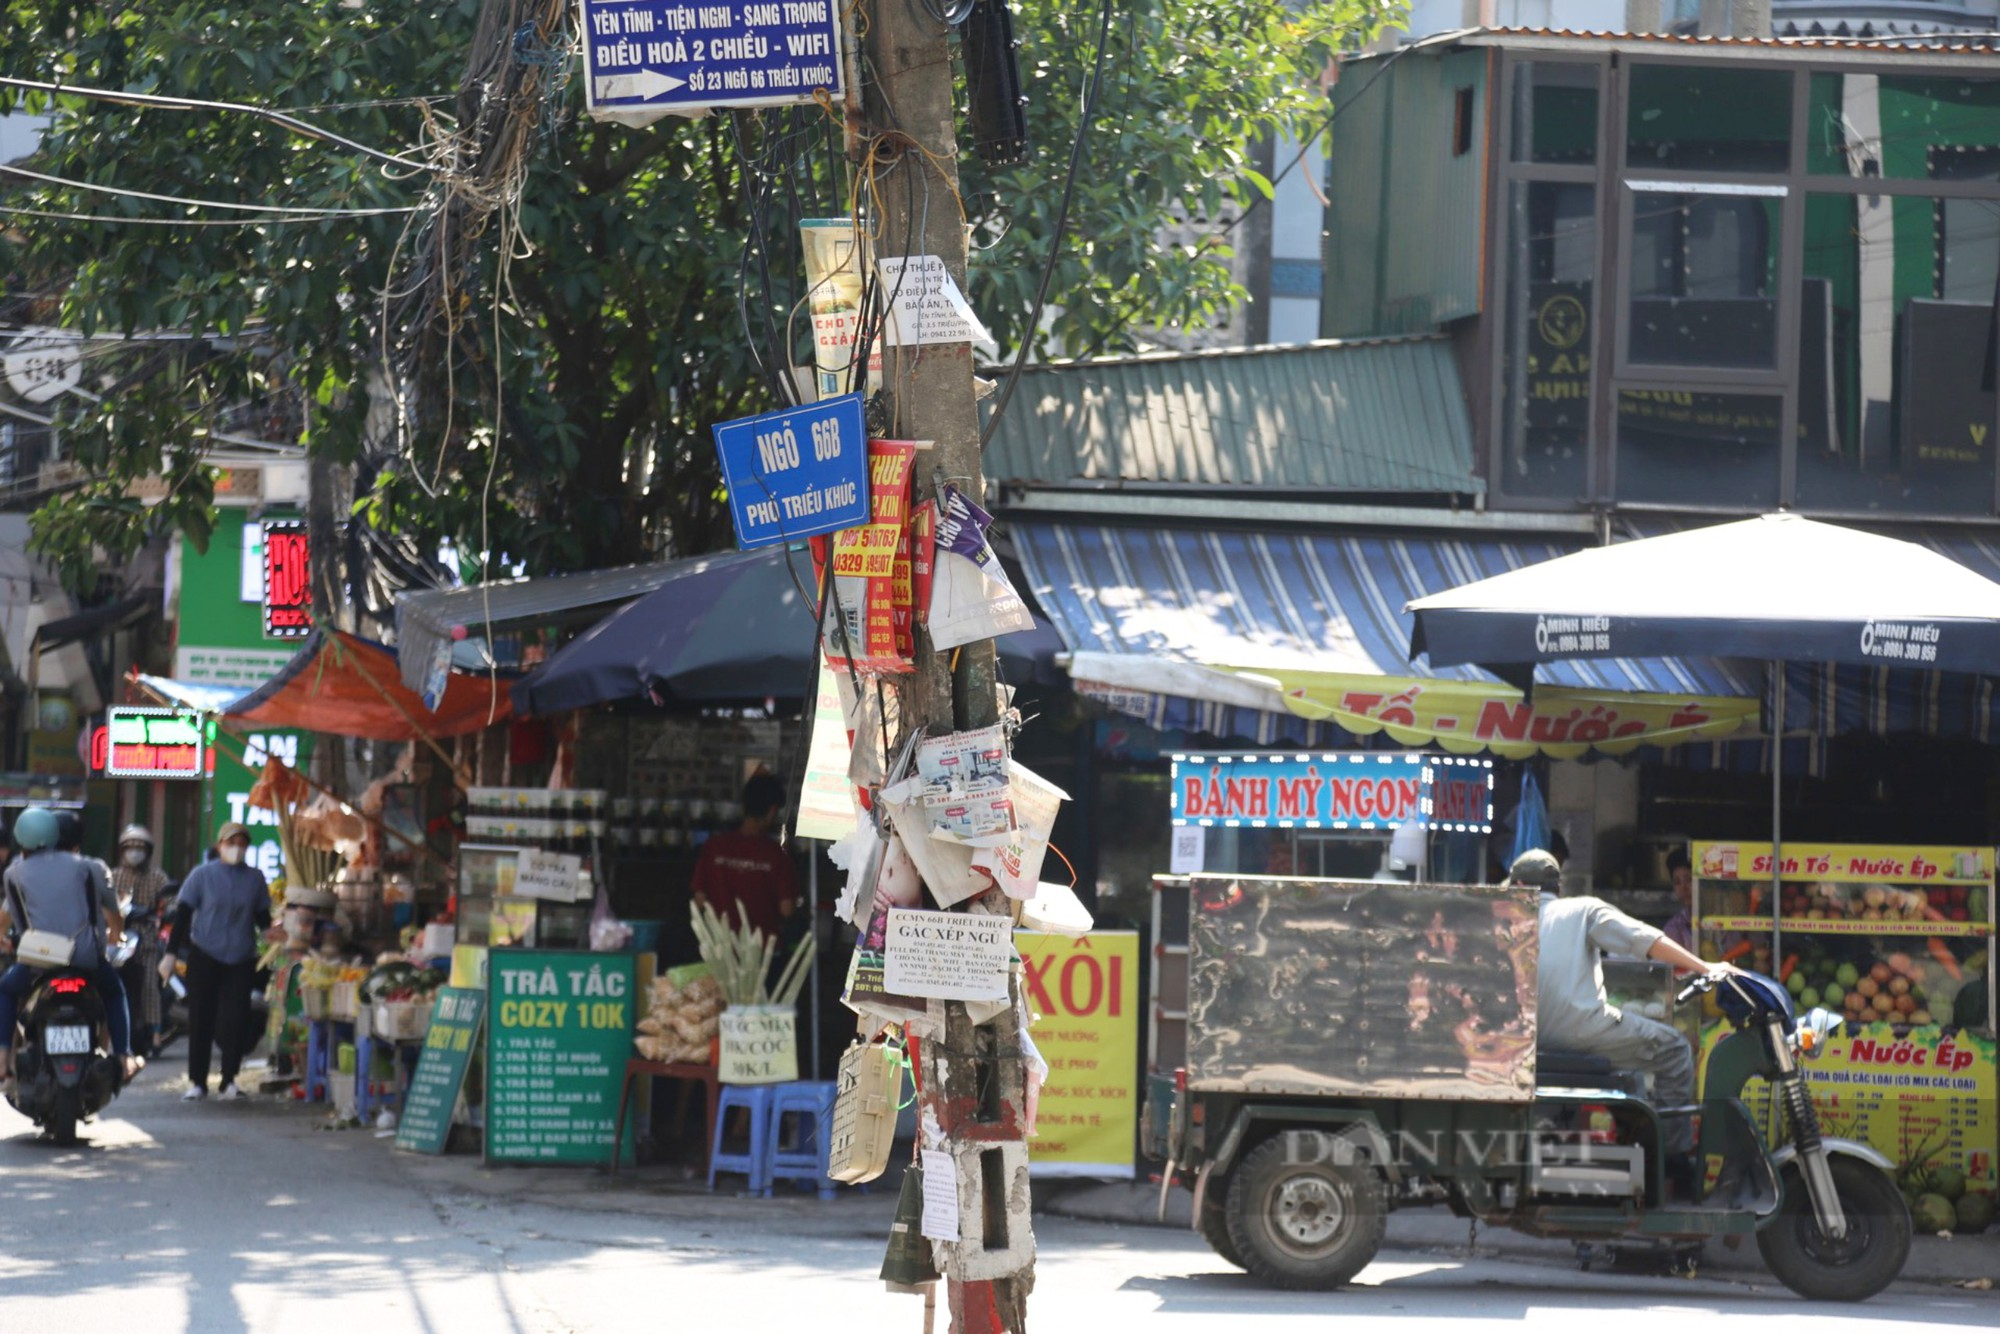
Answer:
[0, 807, 141, 1088]
[111, 824, 170, 1057]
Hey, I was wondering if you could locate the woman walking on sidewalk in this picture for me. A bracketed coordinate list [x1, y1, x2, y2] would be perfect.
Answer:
[161, 823, 271, 1100]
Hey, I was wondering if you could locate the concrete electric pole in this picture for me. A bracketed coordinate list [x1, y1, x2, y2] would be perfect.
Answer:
[856, 3, 1034, 1330]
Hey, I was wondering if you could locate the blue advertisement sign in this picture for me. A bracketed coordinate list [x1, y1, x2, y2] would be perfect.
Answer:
[582, 0, 844, 117]
[1170, 752, 1493, 832]
[711, 393, 869, 549]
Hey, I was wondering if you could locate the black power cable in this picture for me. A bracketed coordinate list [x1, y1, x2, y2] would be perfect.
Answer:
[1216, 42, 1415, 241]
[977, 0, 1117, 451]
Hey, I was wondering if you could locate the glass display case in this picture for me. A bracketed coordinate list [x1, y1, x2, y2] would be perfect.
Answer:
[456, 843, 524, 948]
[456, 842, 594, 951]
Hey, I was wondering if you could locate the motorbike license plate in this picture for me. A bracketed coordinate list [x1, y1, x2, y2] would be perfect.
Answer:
[43, 1025, 92, 1055]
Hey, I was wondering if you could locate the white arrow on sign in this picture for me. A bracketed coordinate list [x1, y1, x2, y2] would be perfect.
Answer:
[594, 70, 687, 103]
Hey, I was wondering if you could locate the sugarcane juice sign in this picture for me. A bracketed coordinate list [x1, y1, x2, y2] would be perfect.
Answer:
[485, 950, 636, 1164]
[1018, 931, 1139, 1178]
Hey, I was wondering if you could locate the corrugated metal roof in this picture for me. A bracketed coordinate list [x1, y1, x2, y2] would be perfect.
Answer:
[981, 336, 1480, 495]
[1445, 25, 2000, 58]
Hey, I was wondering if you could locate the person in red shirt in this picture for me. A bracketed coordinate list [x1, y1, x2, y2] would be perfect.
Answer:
[691, 773, 799, 943]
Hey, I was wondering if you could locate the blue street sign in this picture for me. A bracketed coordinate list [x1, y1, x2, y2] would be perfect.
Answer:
[712, 393, 870, 549]
[581, 0, 844, 117]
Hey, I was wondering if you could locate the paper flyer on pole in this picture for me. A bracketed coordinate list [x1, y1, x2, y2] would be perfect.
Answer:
[796, 662, 858, 841]
[800, 219, 881, 398]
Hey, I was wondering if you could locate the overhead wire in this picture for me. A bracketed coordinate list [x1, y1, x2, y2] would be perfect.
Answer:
[0, 163, 420, 216]
[977, 0, 1117, 449]
[1217, 41, 1416, 241]
[0, 75, 448, 176]
[0, 203, 407, 227]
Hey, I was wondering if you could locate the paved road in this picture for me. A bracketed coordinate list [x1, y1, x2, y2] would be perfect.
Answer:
[1, 1067, 1991, 1332]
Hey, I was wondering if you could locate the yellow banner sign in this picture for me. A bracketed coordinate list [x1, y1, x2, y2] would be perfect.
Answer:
[1701, 1023, 1997, 1194]
[1219, 668, 1758, 759]
[1018, 931, 1139, 1178]
[1694, 842, 1994, 885]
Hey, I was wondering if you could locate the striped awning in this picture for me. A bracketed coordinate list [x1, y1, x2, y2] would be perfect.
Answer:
[1013, 522, 1763, 756]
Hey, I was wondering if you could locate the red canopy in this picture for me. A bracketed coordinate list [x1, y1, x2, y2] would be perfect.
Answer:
[225, 631, 509, 740]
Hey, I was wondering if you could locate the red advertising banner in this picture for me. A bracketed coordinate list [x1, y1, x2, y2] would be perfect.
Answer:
[262, 520, 311, 639]
[821, 440, 917, 674]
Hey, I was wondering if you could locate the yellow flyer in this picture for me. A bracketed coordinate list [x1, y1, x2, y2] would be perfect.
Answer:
[1018, 931, 1139, 1178]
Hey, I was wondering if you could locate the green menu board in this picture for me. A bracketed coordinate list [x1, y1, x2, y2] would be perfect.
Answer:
[395, 988, 486, 1156]
[484, 949, 637, 1165]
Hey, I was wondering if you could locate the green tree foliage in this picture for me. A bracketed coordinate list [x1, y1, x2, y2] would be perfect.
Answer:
[0, 0, 1399, 592]
[970, 0, 1398, 358]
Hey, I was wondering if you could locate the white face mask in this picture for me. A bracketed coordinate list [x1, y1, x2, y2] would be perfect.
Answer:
[123, 848, 148, 868]
[219, 844, 246, 866]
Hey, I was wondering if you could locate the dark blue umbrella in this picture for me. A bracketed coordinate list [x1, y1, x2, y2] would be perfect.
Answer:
[511, 545, 1063, 715]
[1408, 514, 2000, 683]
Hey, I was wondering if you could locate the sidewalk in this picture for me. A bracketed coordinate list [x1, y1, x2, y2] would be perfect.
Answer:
[1036, 1178, 2000, 1292]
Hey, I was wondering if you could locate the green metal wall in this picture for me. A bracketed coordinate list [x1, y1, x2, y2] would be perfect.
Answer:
[1324, 49, 1489, 338]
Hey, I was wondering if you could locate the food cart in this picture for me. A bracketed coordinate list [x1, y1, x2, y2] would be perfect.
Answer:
[1691, 841, 1997, 1206]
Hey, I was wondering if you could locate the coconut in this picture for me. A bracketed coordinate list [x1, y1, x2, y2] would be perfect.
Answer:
[1933, 1166, 1968, 1202]
[1957, 1192, 1996, 1233]
[1913, 1193, 1956, 1234]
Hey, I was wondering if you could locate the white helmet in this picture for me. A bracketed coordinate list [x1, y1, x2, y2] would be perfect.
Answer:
[118, 823, 155, 851]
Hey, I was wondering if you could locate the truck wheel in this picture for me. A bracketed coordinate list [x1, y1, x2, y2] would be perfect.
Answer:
[1225, 1134, 1386, 1290]
[1756, 1157, 1910, 1302]
[1198, 1192, 1245, 1269]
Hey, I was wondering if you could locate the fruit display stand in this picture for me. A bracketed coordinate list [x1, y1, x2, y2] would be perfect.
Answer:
[1690, 841, 1997, 1217]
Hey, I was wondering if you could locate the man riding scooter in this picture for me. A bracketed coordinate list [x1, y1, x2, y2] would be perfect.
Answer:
[1513, 847, 1736, 1189]
[0, 807, 142, 1090]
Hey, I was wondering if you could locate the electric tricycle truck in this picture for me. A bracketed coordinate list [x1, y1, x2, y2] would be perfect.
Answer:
[1143, 875, 1911, 1301]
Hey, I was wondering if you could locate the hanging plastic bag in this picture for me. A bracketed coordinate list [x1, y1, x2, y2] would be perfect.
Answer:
[588, 880, 632, 952]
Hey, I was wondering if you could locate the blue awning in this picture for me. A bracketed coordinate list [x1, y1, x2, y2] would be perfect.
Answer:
[1011, 520, 1760, 751]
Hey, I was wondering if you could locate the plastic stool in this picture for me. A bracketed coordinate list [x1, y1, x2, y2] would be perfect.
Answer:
[305, 1020, 332, 1102]
[708, 1084, 777, 1196]
[766, 1080, 839, 1200]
